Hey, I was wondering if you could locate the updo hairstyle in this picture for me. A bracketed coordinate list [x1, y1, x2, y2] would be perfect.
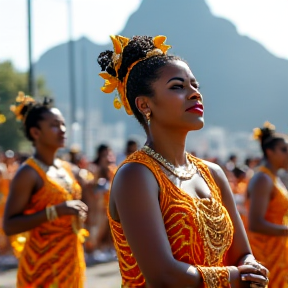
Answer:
[19, 98, 53, 142]
[255, 124, 286, 158]
[97, 36, 181, 127]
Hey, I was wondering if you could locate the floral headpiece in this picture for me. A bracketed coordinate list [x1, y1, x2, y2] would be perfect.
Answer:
[99, 35, 171, 115]
[253, 121, 276, 140]
[10, 91, 35, 121]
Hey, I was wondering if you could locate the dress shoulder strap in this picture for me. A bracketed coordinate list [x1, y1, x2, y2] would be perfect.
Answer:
[258, 166, 276, 183]
[120, 150, 164, 187]
[25, 157, 47, 180]
[188, 155, 223, 202]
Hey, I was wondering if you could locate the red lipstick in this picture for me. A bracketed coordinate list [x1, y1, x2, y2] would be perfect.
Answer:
[185, 103, 204, 115]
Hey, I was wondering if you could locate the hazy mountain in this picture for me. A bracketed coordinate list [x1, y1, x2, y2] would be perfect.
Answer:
[35, 0, 288, 155]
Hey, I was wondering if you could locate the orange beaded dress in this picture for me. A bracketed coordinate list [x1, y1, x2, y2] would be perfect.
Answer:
[16, 158, 86, 288]
[246, 166, 288, 287]
[108, 151, 234, 287]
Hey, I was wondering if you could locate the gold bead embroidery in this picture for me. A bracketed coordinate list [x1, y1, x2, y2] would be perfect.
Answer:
[196, 265, 231, 288]
[195, 199, 233, 266]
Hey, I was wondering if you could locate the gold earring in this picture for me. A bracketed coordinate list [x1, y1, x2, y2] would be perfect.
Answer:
[145, 112, 151, 126]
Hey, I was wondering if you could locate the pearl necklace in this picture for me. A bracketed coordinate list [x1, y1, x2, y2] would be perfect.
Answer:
[142, 145, 197, 180]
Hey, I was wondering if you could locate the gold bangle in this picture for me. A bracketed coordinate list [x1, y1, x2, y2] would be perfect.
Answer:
[46, 205, 58, 222]
[196, 265, 231, 288]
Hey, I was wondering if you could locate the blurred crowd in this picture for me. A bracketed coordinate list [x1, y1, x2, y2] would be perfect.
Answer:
[1, 140, 288, 269]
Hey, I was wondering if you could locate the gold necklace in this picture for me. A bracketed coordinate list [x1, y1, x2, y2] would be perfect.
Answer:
[142, 145, 197, 180]
[32, 157, 73, 193]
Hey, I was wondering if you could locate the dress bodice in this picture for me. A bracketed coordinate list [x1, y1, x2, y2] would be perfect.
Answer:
[108, 151, 234, 287]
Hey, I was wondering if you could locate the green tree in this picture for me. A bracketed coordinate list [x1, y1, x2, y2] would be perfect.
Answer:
[0, 61, 50, 152]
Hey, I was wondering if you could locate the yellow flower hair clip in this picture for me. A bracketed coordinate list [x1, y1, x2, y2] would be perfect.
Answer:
[99, 35, 171, 115]
[263, 121, 276, 131]
[253, 121, 276, 140]
[253, 127, 262, 140]
[10, 91, 35, 121]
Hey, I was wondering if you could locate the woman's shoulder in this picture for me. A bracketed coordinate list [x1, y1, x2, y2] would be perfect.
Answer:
[117, 150, 161, 175]
[114, 160, 158, 185]
[248, 170, 274, 191]
[12, 162, 40, 184]
[192, 156, 225, 183]
[111, 154, 159, 195]
[201, 159, 223, 173]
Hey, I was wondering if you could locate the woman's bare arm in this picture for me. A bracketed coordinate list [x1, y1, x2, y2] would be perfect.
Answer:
[4, 165, 87, 236]
[248, 173, 288, 236]
[3, 165, 48, 236]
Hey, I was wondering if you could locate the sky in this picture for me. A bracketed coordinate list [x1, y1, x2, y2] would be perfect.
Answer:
[0, 0, 288, 71]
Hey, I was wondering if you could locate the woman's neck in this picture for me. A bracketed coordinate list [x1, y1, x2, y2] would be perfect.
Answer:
[34, 148, 57, 166]
[146, 127, 188, 167]
[263, 159, 279, 175]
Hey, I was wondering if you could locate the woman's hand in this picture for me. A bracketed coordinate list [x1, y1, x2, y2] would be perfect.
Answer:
[241, 261, 269, 288]
[229, 265, 269, 288]
[56, 200, 88, 221]
[242, 260, 269, 279]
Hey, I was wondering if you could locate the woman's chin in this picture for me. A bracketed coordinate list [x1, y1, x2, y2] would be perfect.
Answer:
[190, 119, 204, 131]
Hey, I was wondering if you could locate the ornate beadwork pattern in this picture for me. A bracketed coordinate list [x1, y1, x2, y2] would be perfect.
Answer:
[194, 198, 233, 266]
[196, 265, 231, 288]
[108, 151, 234, 287]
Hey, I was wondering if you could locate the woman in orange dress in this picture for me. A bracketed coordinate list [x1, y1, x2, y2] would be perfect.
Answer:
[0, 160, 11, 255]
[246, 122, 288, 287]
[97, 35, 269, 288]
[86, 144, 117, 262]
[3, 95, 88, 287]
[0, 151, 19, 259]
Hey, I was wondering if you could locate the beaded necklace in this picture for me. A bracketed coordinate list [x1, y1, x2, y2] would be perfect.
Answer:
[142, 145, 197, 180]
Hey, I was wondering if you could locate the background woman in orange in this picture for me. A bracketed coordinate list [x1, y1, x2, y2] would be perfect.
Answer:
[3, 96, 88, 287]
[0, 150, 19, 258]
[246, 122, 288, 287]
[85, 144, 117, 263]
[98, 35, 269, 288]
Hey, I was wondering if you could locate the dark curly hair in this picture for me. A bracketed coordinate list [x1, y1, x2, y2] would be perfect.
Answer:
[19, 98, 53, 142]
[257, 125, 286, 158]
[97, 35, 181, 128]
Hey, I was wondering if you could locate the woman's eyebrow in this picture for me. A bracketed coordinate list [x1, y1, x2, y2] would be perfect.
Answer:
[166, 77, 184, 84]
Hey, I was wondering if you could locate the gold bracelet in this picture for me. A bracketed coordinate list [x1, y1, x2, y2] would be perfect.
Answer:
[196, 265, 231, 288]
[46, 205, 58, 222]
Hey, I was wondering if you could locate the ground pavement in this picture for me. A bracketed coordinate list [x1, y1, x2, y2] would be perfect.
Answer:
[0, 261, 121, 288]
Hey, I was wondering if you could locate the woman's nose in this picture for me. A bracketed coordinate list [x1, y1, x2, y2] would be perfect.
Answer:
[60, 125, 66, 133]
[188, 90, 202, 101]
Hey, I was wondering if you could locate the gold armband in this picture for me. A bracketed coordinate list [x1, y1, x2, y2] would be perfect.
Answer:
[46, 205, 58, 221]
[196, 265, 231, 288]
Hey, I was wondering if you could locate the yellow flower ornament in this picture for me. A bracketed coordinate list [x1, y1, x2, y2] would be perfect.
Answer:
[253, 127, 262, 140]
[99, 35, 171, 115]
[253, 121, 276, 140]
[10, 91, 35, 121]
[263, 121, 276, 131]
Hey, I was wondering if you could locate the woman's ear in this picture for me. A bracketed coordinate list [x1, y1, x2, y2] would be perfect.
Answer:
[135, 96, 151, 116]
[29, 127, 40, 141]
